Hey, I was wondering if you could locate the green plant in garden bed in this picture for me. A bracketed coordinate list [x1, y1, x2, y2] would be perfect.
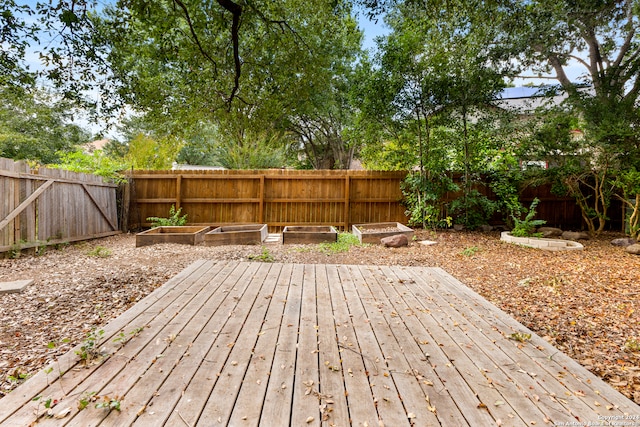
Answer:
[146, 205, 187, 227]
[510, 198, 546, 237]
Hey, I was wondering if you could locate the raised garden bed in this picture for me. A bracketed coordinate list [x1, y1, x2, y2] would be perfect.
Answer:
[500, 231, 584, 251]
[282, 226, 338, 244]
[135, 226, 210, 247]
[352, 222, 414, 244]
[204, 224, 268, 246]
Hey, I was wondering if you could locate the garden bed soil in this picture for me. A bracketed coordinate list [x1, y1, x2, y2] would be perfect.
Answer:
[1, 230, 639, 404]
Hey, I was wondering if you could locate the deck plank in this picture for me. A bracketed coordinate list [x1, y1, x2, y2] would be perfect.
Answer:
[259, 264, 304, 426]
[315, 265, 350, 425]
[329, 265, 379, 426]
[290, 265, 321, 427]
[343, 265, 413, 427]
[161, 262, 267, 426]
[196, 263, 278, 425]
[227, 263, 291, 426]
[1, 261, 637, 427]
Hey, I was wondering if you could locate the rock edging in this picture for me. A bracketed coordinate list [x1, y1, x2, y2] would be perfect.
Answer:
[500, 231, 584, 251]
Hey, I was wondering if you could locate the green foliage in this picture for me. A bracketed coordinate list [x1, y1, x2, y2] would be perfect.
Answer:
[625, 338, 640, 352]
[51, 150, 128, 184]
[248, 247, 275, 263]
[460, 246, 480, 257]
[125, 133, 182, 170]
[87, 246, 112, 258]
[401, 172, 456, 230]
[487, 153, 525, 228]
[0, 86, 90, 164]
[449, 190, 497, 230]
[612, 167, 640, 239]
[510, 198, 546, 238]
[76, 329, 105, 365]
[211, 127, 288, 170]
[94, 395, 122, 412]
[509, 332, 531, 343]
[146, 205, 187, 227]
[317, 232, 362, 254]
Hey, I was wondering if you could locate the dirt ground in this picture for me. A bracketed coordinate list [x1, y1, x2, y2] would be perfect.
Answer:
[1, 230, 639, 404]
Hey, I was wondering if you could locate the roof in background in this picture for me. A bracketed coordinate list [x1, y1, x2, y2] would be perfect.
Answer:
[498, 86, 548, 99]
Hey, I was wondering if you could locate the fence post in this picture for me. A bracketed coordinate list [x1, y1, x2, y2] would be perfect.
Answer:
[259, 174, 265, 224]
[344, 175, 350, 231]
[176, 175, 182, 210]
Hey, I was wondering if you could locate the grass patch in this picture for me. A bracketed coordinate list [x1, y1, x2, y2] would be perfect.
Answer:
[248, 247, 275, 262]
[318, 233, 363, 254]
[87, 246, 112, 257]
[460, 246, 481, 257]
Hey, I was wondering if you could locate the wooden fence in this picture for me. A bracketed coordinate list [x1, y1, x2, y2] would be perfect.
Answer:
[127, 169, 626, 233]
[0, 157, 120, 254]
[126, 170, 409, 231]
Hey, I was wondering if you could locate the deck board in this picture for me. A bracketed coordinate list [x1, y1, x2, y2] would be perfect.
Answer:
[0, 261, 637, 426]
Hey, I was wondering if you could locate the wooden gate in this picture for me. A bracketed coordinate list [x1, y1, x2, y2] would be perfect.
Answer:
[0, 157, 120, 254]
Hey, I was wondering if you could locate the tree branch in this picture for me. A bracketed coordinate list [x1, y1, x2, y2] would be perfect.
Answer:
[612, 0, 636, 70]
[172, 0, 218, 76]
[216, 0, 243, 107]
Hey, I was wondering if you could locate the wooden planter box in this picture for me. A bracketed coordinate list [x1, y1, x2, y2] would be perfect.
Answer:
[352, 222, 414, 244]
[136, 226, 210, 247]
[282, 226, 338, 244]
[204, 224, 268, 246]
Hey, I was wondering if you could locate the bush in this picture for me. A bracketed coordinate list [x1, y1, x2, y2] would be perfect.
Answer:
[146, 205, 187, 227]
[510, 198, 546, 237]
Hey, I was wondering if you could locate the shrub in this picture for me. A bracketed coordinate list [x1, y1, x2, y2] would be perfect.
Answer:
[510, 198, 546, 237]
[146, 205, 187, 227]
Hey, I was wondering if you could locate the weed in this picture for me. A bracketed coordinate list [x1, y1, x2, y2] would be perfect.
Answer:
[76, 329, 105, 366]
[78, 392, 96, 411]
[248, 246, 275, 262]
[625, 338, 640, 352]
[318, 233, 362, 254]
[113, 326, 146, 349]
[8, 240, 26, 259]
[509, 332, 532, 342]
[94, 395, 123, 412]
[87, 246, 112, 257]
[53, 242, 69, 250]
[146, 205, 187, 227]
[7, 368, 29, 383]
[460, 246, 480, 257]
[34, 241, 48, 256]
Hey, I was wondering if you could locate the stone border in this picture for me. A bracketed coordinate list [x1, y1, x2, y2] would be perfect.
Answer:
[500, 231, 584, 251]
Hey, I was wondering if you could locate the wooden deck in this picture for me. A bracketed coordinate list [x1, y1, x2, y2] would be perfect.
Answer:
[0, 261, 637, 426]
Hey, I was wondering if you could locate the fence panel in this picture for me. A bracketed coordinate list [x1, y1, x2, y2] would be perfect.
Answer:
[127, 170, 408, 231]
[0, 157, 120, 254]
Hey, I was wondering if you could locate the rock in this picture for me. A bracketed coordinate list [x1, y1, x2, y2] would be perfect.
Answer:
[480, 225, 493, 232]
[611, 237, 636, 247]
[453, 224, 465, 231]
[626, 244, 640, 255]
[561, 231, 590, 241]
[381, 234, 409, 248]
[538, 227, 563, 238]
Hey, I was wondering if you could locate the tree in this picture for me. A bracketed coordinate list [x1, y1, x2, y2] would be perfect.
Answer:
[507, 0, 640, 234]
[0, 85, 90, 164]
[354, 2, 507, 228]
[93, 0, 361, 157]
